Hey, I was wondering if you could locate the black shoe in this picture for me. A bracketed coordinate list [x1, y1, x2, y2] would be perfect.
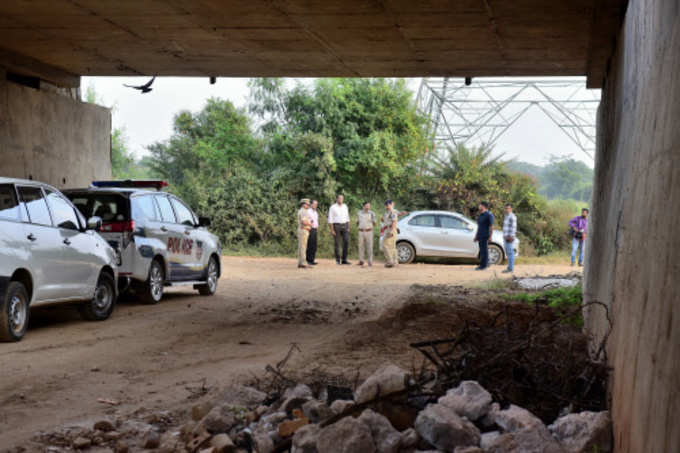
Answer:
[341, 261, 351, 265]
[336, 260, 341, 265]
[475, 266, 486, 271]
[310, 262, 318, 265]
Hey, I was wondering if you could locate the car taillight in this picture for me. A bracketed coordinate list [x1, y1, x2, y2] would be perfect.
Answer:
[101, 220, 135, 233]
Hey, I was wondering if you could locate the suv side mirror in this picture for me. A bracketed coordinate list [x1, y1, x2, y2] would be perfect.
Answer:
[466, 223, 475, 231]
[198, 216, 211, 227]
[87, 216, 103, 231]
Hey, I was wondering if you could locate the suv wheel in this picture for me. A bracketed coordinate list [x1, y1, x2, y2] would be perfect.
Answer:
[141, 260, 164, 304]
[0, 282, 29, 342]
[79, 272, 116, 321]
[198, 256, 219, 296]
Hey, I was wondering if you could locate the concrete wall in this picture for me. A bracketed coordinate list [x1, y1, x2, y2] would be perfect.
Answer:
[584, 0, 680, 452]
[0, 70, 111, 189]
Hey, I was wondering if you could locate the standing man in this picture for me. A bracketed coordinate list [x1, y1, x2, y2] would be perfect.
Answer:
[357, 201, 377, 267]
[297, 199, 312, 269]
[381, 200, 399, 268]
[502, 203, 517, 274]
[474, 201, 494, 270]
[306, 200, 319, 266]
[328, 194, 351, 265]
[569, 208, 589, 267]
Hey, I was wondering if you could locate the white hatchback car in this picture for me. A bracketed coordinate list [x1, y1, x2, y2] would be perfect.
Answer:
[383, 210, 519, 265]
[0, 178, 119, 341]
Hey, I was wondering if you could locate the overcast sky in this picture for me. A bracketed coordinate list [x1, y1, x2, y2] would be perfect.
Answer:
[82, 76, 598, 167]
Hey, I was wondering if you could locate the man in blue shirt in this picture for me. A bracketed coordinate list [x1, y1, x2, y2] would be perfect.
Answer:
[474, 201, 494, 270]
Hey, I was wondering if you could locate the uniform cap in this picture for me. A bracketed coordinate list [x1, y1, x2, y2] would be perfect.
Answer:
[384, 199, 393, 206]
[300, 198, 311, 205]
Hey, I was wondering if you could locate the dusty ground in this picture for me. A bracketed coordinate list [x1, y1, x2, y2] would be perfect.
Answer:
[0, 256, 578, 450]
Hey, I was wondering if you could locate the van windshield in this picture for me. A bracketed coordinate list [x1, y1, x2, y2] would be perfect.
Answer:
[65, 192, 129, 222]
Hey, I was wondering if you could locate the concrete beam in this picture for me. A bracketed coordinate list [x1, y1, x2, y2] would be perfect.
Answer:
[586, 0, 628, 88]
[0, 47, 80, 88]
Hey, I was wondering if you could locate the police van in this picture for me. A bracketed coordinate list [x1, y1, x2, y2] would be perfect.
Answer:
[63, 181, 221, 304]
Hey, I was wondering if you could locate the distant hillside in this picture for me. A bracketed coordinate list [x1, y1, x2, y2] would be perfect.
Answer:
[507, 158, 593, 202]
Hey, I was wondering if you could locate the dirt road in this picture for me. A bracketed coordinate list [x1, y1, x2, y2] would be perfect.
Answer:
[0, 257, 578, 449]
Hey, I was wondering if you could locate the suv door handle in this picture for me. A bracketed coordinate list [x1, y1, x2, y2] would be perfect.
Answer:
[160, 226, 168, 232]
[27, 233, 37, 241]
[63, 238, 71, 245]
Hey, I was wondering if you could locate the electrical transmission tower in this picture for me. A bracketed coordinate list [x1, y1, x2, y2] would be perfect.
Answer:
[416, 77, 601, 160]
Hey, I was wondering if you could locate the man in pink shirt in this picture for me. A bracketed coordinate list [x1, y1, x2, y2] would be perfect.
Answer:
[306, 200, 319, 265]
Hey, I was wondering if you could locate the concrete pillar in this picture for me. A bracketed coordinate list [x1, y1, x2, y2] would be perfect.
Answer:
[584, 0, 680, 451]
[0, 74, 111, 189]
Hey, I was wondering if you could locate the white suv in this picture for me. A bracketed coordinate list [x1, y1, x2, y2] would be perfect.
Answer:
[64, 181, 221, 304]
[0, 178, 119, 341]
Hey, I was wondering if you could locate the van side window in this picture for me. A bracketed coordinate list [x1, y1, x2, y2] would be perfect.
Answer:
[155, 195, 176, 223]
[170, 198, 196, 226]
[132, 195, 159, 221]
[45, 190, 80, 230]
[0, 185, 21, 221]
[17, 186, 52, 226]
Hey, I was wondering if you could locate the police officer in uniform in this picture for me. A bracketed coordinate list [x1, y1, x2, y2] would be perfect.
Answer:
[381, 200, 399, 267]
[356, 201, 377, 266]
[297, 199, 312, 268]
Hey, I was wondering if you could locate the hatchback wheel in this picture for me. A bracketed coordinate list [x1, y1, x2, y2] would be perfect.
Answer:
[141, 260, 165, 304]
[397, 242, 416, 264]
[488, 244, 504, 265]
[198, 256, 219, 296]
[79, 272, 116, 321]
[0, 282, 29, 342]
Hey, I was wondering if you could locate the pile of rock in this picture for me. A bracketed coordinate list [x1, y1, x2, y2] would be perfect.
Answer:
[31, 363, 611, 453]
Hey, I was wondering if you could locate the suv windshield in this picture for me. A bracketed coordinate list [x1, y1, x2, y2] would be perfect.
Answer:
[66, 193, 129, 222]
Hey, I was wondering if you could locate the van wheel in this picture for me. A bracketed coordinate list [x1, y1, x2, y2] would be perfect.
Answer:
[198, 256, 219, 296]
[397, 242, 416, 264]
[0, 282, 30, 342]
[79, 272, 116, 321]
[141, 260, 164, 304]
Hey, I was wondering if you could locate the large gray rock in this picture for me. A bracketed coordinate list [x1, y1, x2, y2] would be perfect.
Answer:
[355, 364, 409, 404]
[219, 385, 268, 407]
[302, 399, 334, 423]
[399, 428, 419, 449]
[199, 404, 237, 434]
[438, 381, 493, 421]
[316, 416, 376, 453]
[414, 403, 481, 451]
[484, 427, 566, 453]
[330, 399, 354, 414]
[491, 404, 544, 432]
[548, 411, 612, 453]
[358, 409, 401, 453]
[292, 424, 320, 453]
[480, 431, 501, 450]
[284, 384, 314, 400]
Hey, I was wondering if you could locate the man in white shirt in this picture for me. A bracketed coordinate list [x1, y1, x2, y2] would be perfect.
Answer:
[306, 200, 319, 265]
[328, 194, 351, 264]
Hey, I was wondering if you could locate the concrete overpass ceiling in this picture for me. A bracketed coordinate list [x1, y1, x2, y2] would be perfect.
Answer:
[0, 0, 625, 87]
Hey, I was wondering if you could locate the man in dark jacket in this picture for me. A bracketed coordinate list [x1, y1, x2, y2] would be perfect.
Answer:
[474, 201, 494, 270]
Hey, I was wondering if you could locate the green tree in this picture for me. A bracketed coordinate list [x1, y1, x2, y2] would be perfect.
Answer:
[248, 78, 430, 202]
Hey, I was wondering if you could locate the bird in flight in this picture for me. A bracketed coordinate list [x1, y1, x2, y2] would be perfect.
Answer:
[124, 76, 156, 93]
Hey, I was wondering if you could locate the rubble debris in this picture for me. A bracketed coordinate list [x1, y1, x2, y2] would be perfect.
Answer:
[354, 364, 410, 404]
[316, 416, 376, 453]
[437, 381, 493, 421]
[548, 411, 612, 453]
[414, 403, 481, 451]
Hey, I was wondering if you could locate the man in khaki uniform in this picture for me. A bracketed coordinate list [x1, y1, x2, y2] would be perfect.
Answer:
[356, 201, 377, 266]
[381, 199, 399, 267]
[297, 199, 312, 268]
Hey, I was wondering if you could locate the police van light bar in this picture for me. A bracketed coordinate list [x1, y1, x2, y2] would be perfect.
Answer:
[91, 180, 168, 191]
